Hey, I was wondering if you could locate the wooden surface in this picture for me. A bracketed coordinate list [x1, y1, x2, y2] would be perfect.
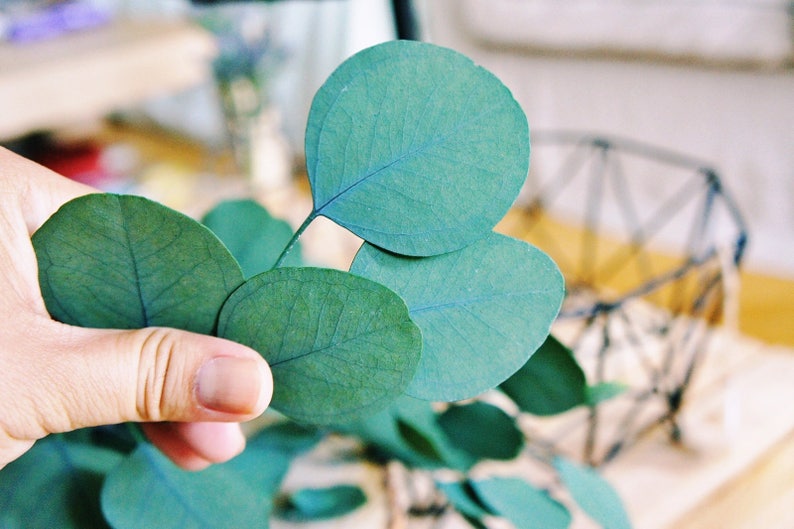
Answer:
[494, 206, 794, 528]
[603, 334, 794, 529]
[737, 272, 794, 347]
[0, 19, 216, 141]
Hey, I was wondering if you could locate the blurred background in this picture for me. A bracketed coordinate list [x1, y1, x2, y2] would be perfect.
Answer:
[1, 1, 793, 527]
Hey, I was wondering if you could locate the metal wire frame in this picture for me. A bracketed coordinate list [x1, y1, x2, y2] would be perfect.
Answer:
[516, 131, 748, 465]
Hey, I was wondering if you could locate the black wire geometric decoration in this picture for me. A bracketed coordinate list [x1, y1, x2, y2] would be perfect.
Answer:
[513, 131, 748, 466]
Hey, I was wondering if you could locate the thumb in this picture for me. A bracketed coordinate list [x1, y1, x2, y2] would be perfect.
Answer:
[14, 322, 273, 438]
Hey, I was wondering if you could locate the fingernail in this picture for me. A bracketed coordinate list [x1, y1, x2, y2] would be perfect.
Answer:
[196, 357, 268, 415]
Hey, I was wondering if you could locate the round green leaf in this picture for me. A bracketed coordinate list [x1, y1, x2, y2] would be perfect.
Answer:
[275, 485, 366, 522]
[436, 480, 492, 520]
[350, 232, 564, 401]
[202, 198, 302, 277]
[217, 267, 422, 424]
[0, 436, 123, 529]
[500, 335, 587, 416]
[32, 193, 243, 334]
[471, 477, 571, 529]
[101, 444, 267, 529]
[554, 457, 633, 529]
[586, 381, 628, 407]
[388, 396, 475, 471]
[335, 396, 449, 469]
[437, 402, 523, 462]
[306, 40, 529, 256]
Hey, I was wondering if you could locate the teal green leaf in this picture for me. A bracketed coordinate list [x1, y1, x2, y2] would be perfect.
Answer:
[335, 397, 442, 468]
[32, 193, 243, 334]
[461, 515, 490, 529]
[245, 420, 323, 460]
[231, 421, 323, 494]
[217, 267, 422, 424]
[390, 397, 473, 471]
[586, 382, 629, 406]
[101, 424, 318, 529]
[350, 232, 564, 401]
[305, 40, 529, 257]
[101, 444, 268, 529]
[338, 407, 428, 466]
[437, 402, 523, 462]
[0, 436, 123, 529]
[275, 485, 366, 522]
[500, 335, 587, 416]
[337, 396, 470, 471]
[222, 422, 324, 521]
[471, 477, 571, 529]
[397, 418, 445, 464]
[436, 480, 492, 519]
[554, 457, 632, 529]
[202, 198, 302, 277]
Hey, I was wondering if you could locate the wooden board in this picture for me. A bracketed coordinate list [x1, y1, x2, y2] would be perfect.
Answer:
[0, 19, 216, 140]
[603, 335, 794, 529]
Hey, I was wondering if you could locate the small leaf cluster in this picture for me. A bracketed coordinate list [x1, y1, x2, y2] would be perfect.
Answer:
[340, 335, 632, 528]
[0, 40, 630, 528]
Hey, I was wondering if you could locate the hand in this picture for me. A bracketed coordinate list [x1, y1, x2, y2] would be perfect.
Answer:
[0, 147, 273, 471]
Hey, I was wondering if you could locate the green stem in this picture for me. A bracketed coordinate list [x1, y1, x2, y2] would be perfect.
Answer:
[273, 211, 317, 268]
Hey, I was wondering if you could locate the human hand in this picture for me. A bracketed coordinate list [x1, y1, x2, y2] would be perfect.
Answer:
[0, 147, 272, 471]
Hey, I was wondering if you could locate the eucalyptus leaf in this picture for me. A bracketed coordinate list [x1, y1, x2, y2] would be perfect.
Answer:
[471, 477, 571, 529]
[397, 419, 446, 465]
[202, 198, 302, 277]
[0, 436, 122, 529]
[306, 40, 529, 256]
[217, 267, 422, 424]
[245, 420, 323, 460]
[500, 335, 587, 416]
[461, 514, 490, 529]
[350, 232, 564, 401]
[33, 193, 243, 333]
[391, 397, 473, 472]
[436, 480, 492, 520]
[335, 397, 443, 468]
[437, 402, 523, 463]
[101, 444, 269, 529]
[230, 421, 323, 497]
[586, 382, 629, 406]
[104, 422, 319, 529]
[337, 396, 471, 471]
[218, 421, 323, 523]
[554, 457, 633, 529]
[275, 485, 366, 522]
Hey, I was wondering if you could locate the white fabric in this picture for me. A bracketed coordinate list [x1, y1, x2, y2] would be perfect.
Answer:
[457, 0, 794, 66]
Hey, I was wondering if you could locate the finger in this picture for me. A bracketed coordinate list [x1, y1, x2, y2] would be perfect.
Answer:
[10, 322, 273, 440]
[142, 422, 246, 471]
[0, 147, 96, 234]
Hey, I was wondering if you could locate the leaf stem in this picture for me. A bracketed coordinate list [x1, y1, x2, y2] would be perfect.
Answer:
[274, 211, 317, 268]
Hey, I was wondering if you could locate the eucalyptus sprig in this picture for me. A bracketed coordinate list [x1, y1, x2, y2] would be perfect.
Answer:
[0, 40, 631, 529]
[32, 40, 563, 426]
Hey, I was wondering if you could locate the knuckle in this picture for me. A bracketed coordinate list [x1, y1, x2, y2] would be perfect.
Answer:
[134, 328, 183, 422]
